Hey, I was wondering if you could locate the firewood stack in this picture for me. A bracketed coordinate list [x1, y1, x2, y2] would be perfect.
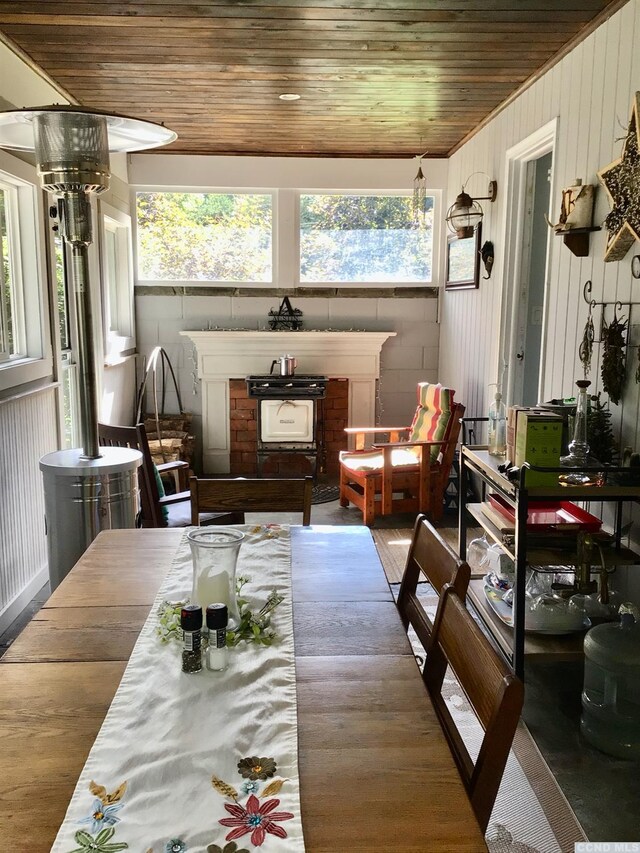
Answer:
[144, 413, 195, 470]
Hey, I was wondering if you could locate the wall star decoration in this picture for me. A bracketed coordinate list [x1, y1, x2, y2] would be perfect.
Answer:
[598, 91, 640, 262]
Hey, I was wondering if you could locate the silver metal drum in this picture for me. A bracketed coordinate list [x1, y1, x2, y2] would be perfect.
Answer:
[40, 446, 142, 590]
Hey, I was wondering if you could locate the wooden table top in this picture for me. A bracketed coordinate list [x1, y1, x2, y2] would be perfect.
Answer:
[0, 526, 487, 852]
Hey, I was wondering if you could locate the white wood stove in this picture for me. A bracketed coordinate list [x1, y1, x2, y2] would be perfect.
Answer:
[246, 374, 328, 476]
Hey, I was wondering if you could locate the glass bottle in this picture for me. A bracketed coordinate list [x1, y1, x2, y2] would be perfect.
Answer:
[181, 604, 203, 674]
[187, 528, 245, 629]
[488, 391, 507, 457]
[206, 603, 229, 672]
[559, 380, 603, 485]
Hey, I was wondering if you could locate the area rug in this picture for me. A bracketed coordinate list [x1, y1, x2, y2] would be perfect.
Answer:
[389, 583, 587, 853]
[311, 484, 340, 505]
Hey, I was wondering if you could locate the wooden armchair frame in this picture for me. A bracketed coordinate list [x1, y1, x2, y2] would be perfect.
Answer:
[98, 422, 238, 529]
[339, 402, 465, 526]
[190, 475, 313, 526]
[424, 585, 524, 832]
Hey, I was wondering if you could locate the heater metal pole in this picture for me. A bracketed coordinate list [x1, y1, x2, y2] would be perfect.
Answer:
[60, 192, 101, 459]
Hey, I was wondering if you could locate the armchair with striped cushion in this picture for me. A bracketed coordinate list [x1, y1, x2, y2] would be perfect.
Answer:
[339, 383, 464, 526]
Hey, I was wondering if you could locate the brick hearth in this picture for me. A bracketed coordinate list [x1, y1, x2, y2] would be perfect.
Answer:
[228, 378, 349, 478]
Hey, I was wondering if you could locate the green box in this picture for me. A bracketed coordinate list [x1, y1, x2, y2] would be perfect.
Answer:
[514, 412, 562, 487]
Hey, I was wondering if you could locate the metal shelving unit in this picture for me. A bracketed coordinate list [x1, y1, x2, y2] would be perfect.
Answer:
[458, 445, 640, 680]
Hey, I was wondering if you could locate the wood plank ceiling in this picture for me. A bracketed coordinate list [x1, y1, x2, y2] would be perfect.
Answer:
[0, 1, 626, 157]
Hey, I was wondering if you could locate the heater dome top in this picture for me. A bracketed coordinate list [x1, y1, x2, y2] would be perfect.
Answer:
[0, 105, 176, 153]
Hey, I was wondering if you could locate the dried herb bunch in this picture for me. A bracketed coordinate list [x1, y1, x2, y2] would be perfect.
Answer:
[579, 311, 595, 376]
[601, 314, 628, 404]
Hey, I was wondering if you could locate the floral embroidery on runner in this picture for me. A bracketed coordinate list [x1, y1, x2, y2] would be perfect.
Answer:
[66, 781, 129, 852]
[211, 757, 294, 848]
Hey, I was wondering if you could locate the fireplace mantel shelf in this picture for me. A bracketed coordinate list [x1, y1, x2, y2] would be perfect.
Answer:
[181, 329, 396, 473]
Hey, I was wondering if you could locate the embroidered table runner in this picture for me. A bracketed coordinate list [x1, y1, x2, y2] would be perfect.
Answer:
[50, 525, 306, 853]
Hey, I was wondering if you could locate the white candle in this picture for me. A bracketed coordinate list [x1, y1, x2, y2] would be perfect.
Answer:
[195, 570, 230, 611]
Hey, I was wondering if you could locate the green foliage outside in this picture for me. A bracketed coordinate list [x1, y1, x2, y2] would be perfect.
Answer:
[137, 192, 272, 281]
[0, 189, 14, 355]
[136, 191, 433, 284]
[300, 194, 433, 283]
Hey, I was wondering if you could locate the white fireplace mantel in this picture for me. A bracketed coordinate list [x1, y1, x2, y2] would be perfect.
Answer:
[180, 330, 396, 472]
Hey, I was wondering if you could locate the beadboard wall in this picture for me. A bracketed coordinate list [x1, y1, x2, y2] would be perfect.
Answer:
[439, 0, 640, 597]
[0, 385, 58, 633]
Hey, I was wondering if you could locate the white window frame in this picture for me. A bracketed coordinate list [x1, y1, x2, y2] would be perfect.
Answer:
[132, 186, 441, 291]
[133, 188, 277, 288]
[98, 201, 135, 362]
[295, 188, 439, 289]
[0, 149, 52, 392]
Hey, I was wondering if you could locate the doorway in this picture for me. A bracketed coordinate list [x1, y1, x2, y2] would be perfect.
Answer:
[515, 151, 552, 405]
[499, 119, 557, 408]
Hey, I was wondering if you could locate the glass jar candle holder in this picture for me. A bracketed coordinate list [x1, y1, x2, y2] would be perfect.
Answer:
[187, 528, 245, 629]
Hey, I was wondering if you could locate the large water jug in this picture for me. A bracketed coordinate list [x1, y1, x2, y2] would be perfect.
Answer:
[581, 613, 640, 758]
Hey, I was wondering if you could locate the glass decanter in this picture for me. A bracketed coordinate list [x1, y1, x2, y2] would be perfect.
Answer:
[187, 528, 245, 629]
[559, 380, 603, 486]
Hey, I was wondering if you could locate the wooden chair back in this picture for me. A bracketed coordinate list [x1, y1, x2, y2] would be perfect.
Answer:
[423, 584, 524, 832]
[98, 422, 160, 527]
[190, 475, 313, 526]
[396, 514, 470, 647]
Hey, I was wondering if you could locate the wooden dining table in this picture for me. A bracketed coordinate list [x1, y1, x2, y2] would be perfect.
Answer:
[0, 525, 487, 852]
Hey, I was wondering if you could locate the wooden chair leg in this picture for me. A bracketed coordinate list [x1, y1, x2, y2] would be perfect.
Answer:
[363, 478, 376, 527]
[430, 478, 444, 521]
[381, 446, 393, 516]
[339, 467, 350, 507]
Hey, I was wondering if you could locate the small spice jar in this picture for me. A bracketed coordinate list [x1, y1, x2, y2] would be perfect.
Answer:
[206, 603, 229, 672]
[181, 604, 203, 674]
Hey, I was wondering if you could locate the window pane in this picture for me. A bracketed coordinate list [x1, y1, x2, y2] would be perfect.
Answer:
[136, 192, 272, 282]
[105, 227, 119, 332]
[300, 194, 433, 283]
[0, 188, 15, 356]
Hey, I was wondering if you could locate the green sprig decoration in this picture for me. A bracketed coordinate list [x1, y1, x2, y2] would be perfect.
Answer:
[157, 599, 188, 643]
[155, 579, 284, 648]
[228, 576, 284, 647]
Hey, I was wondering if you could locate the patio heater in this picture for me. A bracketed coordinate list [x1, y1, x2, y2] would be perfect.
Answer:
[0, 106, 176, 588]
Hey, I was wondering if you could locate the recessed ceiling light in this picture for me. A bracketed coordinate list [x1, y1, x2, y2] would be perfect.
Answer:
[279, 93, 301, 101]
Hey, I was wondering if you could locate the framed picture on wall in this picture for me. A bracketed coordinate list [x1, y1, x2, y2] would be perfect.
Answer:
[445, 225, 481, 290]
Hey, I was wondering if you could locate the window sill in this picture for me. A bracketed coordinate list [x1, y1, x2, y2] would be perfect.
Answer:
[0, 354, 53, 393]
[135, 284, 439, 299]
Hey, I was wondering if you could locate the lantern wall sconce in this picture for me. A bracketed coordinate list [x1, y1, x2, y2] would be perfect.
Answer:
[445, 173, 498, 239]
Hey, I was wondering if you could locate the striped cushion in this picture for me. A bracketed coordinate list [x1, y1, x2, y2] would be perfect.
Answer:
[408, 383, 455, 462]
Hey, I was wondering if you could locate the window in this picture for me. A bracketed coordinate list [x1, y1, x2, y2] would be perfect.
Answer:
[0, 180, 23, 361]
[0, 150, 50, 391]
[100, 203, 135, 359]
[135, 191, 273, 283]
[299, 193, 434, 284]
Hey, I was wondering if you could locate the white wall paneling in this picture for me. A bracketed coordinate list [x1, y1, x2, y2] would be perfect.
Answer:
[439, 0, 640, 597]
[0, 384, 58, 633]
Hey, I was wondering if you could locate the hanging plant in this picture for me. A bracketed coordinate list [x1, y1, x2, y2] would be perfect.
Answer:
[601, 314, 628, 405]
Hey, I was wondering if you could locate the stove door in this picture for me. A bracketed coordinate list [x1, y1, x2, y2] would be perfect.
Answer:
[260, 399, 314, 443]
